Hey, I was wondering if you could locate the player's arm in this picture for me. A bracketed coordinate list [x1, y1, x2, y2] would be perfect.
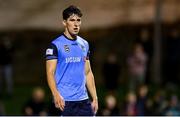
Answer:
[85, 60, 98, 114]
[46, 59, 65, 111]
[46, 43, 65, 111]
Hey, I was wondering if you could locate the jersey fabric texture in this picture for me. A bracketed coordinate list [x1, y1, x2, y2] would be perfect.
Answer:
[46, 34, 90, 101]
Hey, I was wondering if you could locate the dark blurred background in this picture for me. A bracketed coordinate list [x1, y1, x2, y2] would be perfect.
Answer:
[0, 0, 180, 116]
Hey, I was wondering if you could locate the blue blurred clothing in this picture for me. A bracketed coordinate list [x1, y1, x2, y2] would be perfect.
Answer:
[46, 34, 90, 101]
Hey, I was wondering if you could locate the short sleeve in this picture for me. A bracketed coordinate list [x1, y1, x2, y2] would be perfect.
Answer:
[45, 43, 58, 60]
[85, 41, 90, 60]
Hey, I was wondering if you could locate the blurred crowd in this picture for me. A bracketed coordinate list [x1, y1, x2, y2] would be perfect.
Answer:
[99, 27, 180, 116]
[97, 84, 180, 116]
[1, 85, 179, 116]
[22, 87, 61, 116]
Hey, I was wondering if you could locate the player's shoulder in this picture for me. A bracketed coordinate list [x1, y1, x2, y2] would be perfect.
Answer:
[51, 34, 65, 44]
[77, 36, 89, 45]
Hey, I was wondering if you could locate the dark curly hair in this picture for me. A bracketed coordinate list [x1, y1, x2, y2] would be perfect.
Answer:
[63, 5, 82, 20]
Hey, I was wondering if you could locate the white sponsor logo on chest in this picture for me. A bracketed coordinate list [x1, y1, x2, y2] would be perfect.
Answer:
[65, 57, 81, 63]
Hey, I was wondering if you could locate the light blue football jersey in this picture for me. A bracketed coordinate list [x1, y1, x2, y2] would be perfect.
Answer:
[46, 34, 90, 101]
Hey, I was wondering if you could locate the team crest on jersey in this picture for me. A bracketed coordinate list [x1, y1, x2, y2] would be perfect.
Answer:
[64, 45, 70, 52]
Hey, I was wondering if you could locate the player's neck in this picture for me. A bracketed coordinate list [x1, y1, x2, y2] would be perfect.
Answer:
[63, 31, 77, 40]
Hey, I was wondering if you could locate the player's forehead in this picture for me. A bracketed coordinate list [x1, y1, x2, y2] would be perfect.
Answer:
[68, 14, 81, 20]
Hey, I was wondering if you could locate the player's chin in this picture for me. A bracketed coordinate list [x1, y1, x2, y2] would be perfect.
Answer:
[73, 31, 79, 35]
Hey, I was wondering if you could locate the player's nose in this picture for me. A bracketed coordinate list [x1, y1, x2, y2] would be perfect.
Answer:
[74, 21, 80, 26]
[74, 22, 78, 27]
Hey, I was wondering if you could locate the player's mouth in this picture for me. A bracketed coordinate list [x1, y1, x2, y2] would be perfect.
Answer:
[73, 28, 79, 32]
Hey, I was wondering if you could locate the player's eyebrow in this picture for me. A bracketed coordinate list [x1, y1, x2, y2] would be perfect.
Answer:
[69, 18, 81, 22]
[69, 19, 76, 21]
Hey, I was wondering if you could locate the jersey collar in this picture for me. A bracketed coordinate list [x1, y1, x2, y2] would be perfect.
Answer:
[63, 33, 77, 41]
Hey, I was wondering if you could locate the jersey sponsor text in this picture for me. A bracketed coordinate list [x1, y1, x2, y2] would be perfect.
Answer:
[65, 57, 81, 63]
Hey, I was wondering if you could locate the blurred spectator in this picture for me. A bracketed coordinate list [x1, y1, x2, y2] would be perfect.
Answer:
[100, 93, 120, 116]
[0, 100, 5, 115]
[102, 52, 120, 92]
[162, 94, 180, 116]
[127, 43, 148, 91]
[22, 87, 48, 116]
[120, 91, 137, 116]
[0, 35, 14, 98]
[145, 97, 154, 115]
[151, 89, 167, 115]
[136, 84, 149, 115]
[163, 28, 180, 87]
[137, 29, 153, 84]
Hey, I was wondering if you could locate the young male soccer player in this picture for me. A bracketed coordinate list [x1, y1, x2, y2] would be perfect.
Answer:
[45, 5, 98, 116]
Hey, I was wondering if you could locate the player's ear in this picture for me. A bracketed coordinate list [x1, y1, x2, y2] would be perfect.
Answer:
[62, 20, 66, 26]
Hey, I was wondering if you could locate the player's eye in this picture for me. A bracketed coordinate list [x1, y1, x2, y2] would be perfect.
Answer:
[77, 19, 81, 22]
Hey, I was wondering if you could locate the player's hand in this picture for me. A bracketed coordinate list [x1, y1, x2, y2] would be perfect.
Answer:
[53, 91, 65, 111]
[91, 99, 98, 114]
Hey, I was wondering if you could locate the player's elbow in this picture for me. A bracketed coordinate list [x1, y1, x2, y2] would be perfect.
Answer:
[85, 68, 91, 76]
